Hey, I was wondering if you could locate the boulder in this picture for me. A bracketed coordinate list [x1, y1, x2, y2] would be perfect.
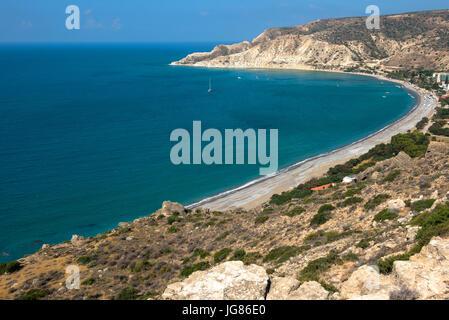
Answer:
[340, 265, 398, 299]
[266, 277, 300, 300]
[406, 226, 420, 242]
[393, 237, 449, 299]
[162, 261, 268, 300]
[387, 199, 406, 212]
[70, 235, 84, 245]
[157, 201, 186, 217]
[266, 277, 329, 300]
[293, 281, 329, 300]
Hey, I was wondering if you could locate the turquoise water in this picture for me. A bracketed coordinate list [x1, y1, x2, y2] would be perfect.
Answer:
[0, 43, 415, 262]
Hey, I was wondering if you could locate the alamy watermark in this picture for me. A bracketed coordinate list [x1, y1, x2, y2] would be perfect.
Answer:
[366, 5, 380, 30]
[66, 5, 80, 30]
[170, 121, 278, 176]
[65, 265, 80, 290]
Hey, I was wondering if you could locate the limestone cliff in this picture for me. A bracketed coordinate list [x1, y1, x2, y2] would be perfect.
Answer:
[172, 10, 449, 72]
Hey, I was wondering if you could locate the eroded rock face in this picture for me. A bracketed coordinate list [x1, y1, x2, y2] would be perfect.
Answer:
[393, 237, 449, 299]
[162, 261, 269, 300]
[341, 237, 449, 300]
[340, 265, 399, 300]
[266, 277, 328, 300]
[387, 199, 406, 212]
[157, 201, 186, 217]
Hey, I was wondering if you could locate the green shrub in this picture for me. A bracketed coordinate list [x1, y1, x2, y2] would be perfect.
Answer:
[298, 252, 342, 282]
[343, 252, 359, 261]
[340, 197, 363, 207]
[77, 256, 93, 265]
[231, 249, 246, 261]
[310, 211, 332, 226]
[263, 246, 310, 264]
[214, 248, 232, 263]
[167, 226, 179, 233]
[180, 261, 211, 277]
[318, 204, 335, 214]
[262, 208, 274, 214]
[416, 117, 429, 130]
[364, 194, 391, 210]
[305, 230, 358, 246]
[383, 170, 401, 183]
[242, 252, 263, 265]
[377, 253, 411, 274]
[16, 289, 50, 300]
[411, 199, 436, 212]
[192, 248, 210, 259]
[285, 206, 305, 217]
[215, 231, 230, 241]
[412, 204, 449, 249]
[374, 209, 398, 222]
[81, 277, 96, 285]
[116, 286, 139, 300]
[255, 215, 269, 224]
[356, 237, 374, 249]
[0, 261, 22, 275]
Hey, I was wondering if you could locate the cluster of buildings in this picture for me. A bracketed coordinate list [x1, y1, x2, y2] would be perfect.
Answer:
[433, 73, 449, 91]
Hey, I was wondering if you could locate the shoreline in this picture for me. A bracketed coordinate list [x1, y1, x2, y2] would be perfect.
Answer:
[182, 67, 435, 211]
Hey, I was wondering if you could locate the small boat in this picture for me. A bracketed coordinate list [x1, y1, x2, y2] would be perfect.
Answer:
[208, 78, 212, 93]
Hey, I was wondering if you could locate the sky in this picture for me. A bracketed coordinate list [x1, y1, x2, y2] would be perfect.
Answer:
[0, 0, 448, 43]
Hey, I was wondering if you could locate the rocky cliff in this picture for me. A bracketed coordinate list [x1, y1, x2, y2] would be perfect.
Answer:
[172, 10, 449, 72]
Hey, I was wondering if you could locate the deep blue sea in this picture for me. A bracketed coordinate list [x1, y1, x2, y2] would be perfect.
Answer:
[0, 43, 415, 262]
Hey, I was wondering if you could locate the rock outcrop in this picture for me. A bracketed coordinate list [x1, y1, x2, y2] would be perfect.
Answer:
[267, 277, 329, 300]
[162, 261, 269, 300]
[340, 237, 449, 300]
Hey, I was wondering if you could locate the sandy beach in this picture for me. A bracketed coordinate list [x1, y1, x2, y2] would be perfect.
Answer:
[190, 74, 437, 211]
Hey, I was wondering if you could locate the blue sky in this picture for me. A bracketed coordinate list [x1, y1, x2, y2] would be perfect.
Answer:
[0, 0, 447, 43]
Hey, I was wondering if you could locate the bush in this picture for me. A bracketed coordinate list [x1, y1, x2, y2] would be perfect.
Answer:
[311, 211, 332, 226]
[374, 209, 398, 222]
[356, 237, 374, 249]
[263, 246, 310, 264]
[242, 252, 263, 265]
[318, 204, 335, 214]
[81, 277, 96, 285]
[77, 256, 93, 265]
[16, 289, 50, 300]
[0, 261, 22, 275]
[305, 230, 358, 246]
[255, 215, 269, 224]
[415, 117, 429, 130]
[285, 206, 305, 217]
[180, 261, 211, 277]
[214, 248, 232, 263]
[231, 249, 246, 261]
[377, 253, 410, 274]
[167, 226, 178, 233]
[116, 286, 139, 300]
[412, 204, 449, 249]
[364, 194, 391, 210]
[383, 170, 401, 182]
[390, 131, 429, 158]
[298, 252, 342, 282]
[411, 199, 435, 212]
[340, 197, 363, 207]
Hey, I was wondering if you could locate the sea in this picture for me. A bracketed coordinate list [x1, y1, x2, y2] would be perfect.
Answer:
[0, 43, 416, 261]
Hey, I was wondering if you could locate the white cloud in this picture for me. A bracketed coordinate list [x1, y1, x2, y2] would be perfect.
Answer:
[112, 18, 122, 30]
[20, 20, 33, 29]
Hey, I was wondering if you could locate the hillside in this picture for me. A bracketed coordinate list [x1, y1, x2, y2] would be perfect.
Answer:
[2, 127, 449, 300]
[173, 10, 449, 72]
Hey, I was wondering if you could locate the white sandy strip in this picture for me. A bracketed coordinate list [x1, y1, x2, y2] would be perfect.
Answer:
[188, 78, 436, 212]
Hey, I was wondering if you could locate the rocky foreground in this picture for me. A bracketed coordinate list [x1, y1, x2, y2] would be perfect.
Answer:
[1, 132, 449, 299]
[172, 10, 449, 72]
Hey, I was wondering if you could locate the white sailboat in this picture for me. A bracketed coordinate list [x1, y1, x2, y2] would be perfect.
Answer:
[208, 78, 212, 93]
